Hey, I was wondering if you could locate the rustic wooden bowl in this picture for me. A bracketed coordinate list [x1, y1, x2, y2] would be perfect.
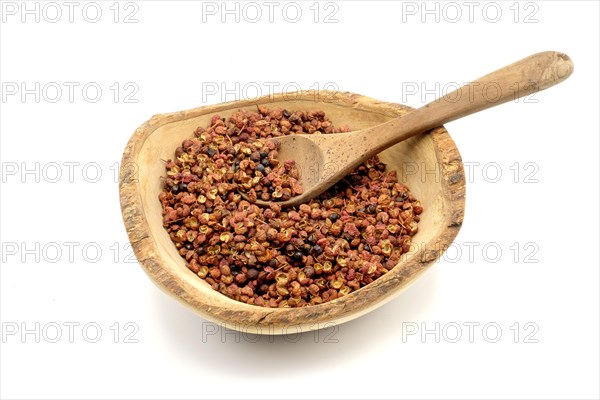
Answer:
[119, 91, 465, 334]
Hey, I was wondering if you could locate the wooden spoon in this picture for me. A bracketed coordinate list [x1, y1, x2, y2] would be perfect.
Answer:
[249, 51, 573, 207]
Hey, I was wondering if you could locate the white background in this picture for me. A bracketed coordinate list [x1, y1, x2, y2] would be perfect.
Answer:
[1, 1, 599, 399]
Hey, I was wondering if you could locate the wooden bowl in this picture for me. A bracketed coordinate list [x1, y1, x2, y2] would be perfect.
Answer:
[119, 91, 465, 334]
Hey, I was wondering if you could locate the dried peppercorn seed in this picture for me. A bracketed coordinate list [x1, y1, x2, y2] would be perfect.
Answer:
[328, 213, 340, 222]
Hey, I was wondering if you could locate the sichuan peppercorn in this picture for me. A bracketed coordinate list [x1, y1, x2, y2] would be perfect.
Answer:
[159, 106, 423, 308]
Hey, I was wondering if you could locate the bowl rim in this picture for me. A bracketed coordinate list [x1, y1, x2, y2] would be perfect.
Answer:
[119, 90, 465, 333]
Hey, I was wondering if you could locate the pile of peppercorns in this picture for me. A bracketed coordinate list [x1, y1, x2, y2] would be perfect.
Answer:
[231, 138, 303, 203]
[159, 106, 423, 308]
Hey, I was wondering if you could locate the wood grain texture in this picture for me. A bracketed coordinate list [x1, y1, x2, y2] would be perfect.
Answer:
[119, 91, 466, 334]
[259, 52, 573, 207]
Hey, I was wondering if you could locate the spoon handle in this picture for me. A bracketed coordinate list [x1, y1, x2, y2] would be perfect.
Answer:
[367, 51, 574, 155]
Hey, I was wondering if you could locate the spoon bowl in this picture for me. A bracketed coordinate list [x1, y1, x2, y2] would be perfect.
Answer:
[246, 134, 326, 207]
[119, 91, 465, 334]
